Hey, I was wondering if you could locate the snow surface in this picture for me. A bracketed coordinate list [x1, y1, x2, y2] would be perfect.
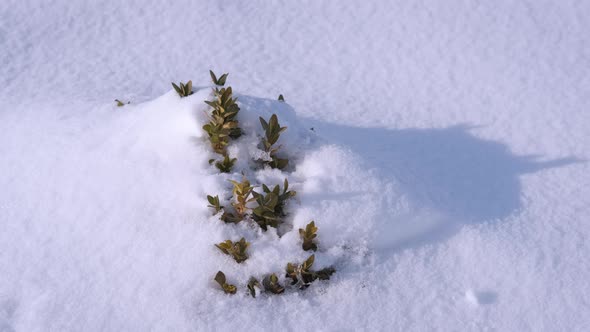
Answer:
[1, 1, 590, 331]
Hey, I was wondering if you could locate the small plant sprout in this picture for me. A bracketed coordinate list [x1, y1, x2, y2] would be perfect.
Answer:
[251, 179, 296, 231]
[206, 195, 223, 215]
[299, 220, 318, 251]
[259, 114, 289, 169]
[263, 273, 285, 294]
[215, 237, 250, 263]
[214, 271, 237, 294]
[171, 80, 193, 97]
[251, 190, 281, 231]
[278, 94, 285, 102]
[209, 70, 228, 86]
[228, 177, 255, 218]
[215, 155, 236, 173]
[260, 179, 296, 216]
[114, 99, 130, 107]
[202, 122, 231, 155]
[202, 77, 242, 155]
[247, 277, 261, 298]
[285, 255, 335, 289]
[204, 86, 242, 139]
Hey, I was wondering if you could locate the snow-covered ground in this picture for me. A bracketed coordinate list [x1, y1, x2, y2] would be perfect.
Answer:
[1, 1, 589, 331]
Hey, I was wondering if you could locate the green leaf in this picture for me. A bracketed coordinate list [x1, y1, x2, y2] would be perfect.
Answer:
[218, 73, 228, 86]
[214, 271, 226, 286]
[209, 70, 217, 84]
[186, 80, 192, 94]
[303, 254, 315, 271]
[204, 100, 218, 108]
[220, 87, 232, 105]
[171, 82, 181, 94]
[259, 117, 269, 131]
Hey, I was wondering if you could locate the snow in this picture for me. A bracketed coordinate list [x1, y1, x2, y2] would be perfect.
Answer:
[1, 1, 590, 331]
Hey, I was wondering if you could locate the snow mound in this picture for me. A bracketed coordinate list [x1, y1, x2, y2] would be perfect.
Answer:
[0, 87, 416, 330]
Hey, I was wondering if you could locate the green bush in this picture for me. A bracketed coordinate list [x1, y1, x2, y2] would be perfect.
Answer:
[199, 70, 335, 296]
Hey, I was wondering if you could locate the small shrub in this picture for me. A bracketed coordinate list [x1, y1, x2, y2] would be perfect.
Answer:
[278, 94, 285, 102]
[247, 277, 261, 298]
[206, 195, 223, 215]
[209, 70, 228, 86]
[214, 155, 236, 173]
[285, 254, 335, 289]
[259, 114, 289, 169]
[172, 80, 193, 97]
[215, 237, 249, 263]
[262, 273, 285, 294]
[214, 271, 237, 294]
[299, 220, 318, 251]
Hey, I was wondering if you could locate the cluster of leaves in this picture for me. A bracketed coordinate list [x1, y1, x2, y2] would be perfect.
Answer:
[216, 273, 284, 297]
[210, 70, 228, 86]
[172, 80, 193, 97]
[262, 274, 285, 294]
[215, 237, 249, 263]
[258, 114, 289, 169]
[206, 195, 223, 214]
[214, 271, 237, 294]
[251, 179, 296, 231]
[215, 255, 334, 295]
[299, 221, 318, 251]
[203, 71, 242, 158]
[206, 193, 241, 223]
[229, 178, 255, 218]
[211, 155, 236, 173]
[285, 255, 335, 289]
[207, 178, 295, 230]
